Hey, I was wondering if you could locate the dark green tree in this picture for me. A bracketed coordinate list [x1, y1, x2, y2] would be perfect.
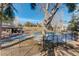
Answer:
[0, 3, 17, 39]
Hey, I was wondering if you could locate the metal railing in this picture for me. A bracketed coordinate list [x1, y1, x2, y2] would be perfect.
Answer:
[42, 32, 78, 56]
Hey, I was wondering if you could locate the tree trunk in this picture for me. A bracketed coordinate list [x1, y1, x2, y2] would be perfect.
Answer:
[0, 20, 2, 39]
[46, 3, 61, 26]
[0, 3, 6, 39]
[41, 3, 61, 55]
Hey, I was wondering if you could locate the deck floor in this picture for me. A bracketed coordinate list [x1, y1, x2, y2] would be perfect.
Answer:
[0, 38, 41, 56]
[0, 38, 79, 56]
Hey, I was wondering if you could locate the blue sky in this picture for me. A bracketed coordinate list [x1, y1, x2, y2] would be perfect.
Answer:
[13, 3, 72, 24]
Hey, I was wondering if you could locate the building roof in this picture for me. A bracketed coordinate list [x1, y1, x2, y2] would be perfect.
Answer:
[1, 25, 22, 29]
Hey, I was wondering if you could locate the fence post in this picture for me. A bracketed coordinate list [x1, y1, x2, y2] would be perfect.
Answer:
[42, 35, 46, 51]
[65, 33, 66, 45]
[77, 32, 79, 41]
[57, 35, 58, 47]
